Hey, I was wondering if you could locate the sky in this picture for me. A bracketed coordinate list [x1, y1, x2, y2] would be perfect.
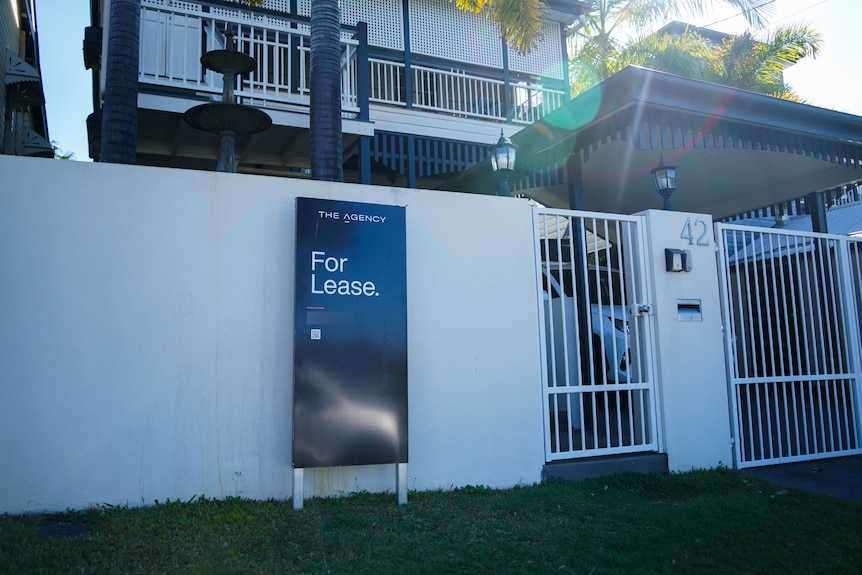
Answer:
[35, 0, 862, 161]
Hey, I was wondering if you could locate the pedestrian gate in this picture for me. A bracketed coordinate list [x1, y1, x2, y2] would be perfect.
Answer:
[535, 208, 659, 461]
[716, 224, 862, 468]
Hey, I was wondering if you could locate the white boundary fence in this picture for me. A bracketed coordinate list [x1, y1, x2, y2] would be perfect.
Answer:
[716, 223, 862, 468]
[0, 157, 546, 514]
[6, 152, 860, 513]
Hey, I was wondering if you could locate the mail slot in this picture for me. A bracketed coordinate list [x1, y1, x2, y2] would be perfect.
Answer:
[677, 299, 702, 322]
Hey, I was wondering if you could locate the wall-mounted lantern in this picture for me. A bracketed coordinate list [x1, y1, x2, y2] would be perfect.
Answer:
[651, 153, 677, 210]
[489, 129, 517, 197]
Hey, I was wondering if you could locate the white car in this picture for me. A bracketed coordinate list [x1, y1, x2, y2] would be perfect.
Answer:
[542, 265, 631, 385]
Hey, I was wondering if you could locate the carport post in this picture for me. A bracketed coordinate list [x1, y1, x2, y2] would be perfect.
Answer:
[807, 191, 829, 233]
[564, 154, 593, 384]
[565, 153, 585, 210]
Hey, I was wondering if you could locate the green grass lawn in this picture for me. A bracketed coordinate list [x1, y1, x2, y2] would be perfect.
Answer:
[2, 468, 860, 574]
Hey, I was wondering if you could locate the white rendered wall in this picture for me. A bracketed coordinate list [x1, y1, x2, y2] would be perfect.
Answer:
[640, 209, 734, 471]
[0, 156, 545, 513]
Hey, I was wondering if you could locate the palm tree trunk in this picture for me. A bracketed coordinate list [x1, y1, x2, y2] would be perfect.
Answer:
[100, 0, 141, 164]
[309, 0, 343, 182]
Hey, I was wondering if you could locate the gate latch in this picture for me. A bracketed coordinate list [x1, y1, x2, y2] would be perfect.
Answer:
[632, 303, 653, 317]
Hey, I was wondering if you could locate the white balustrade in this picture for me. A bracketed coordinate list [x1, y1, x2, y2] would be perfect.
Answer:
[139, 0, 359, 112]
[369, 58, 405, 106]
[138, 0, 564, 122]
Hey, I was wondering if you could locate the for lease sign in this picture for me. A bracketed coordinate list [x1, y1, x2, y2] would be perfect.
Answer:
[292, 198, 408, 469]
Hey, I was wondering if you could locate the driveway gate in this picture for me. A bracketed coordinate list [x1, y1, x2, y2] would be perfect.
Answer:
[535, 208, 659, 461]
[716, 224, 862, 468]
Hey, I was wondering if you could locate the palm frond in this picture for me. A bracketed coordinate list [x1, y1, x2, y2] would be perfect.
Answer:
[610, 30, 712, 78]
[451, 0, 548, 54]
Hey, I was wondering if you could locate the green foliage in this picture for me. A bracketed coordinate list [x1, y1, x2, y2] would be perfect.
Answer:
[609, 29, 713, 79]
[51, 141, 74, 160]
[572, 14, 821, 103]
[570, 0, 774, 82]
[706, 24, 821, 99]
[455, 484, 490, 494]
[2, 470, 860, 574]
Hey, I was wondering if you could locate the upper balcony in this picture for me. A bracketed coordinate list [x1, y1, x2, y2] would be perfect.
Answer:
[93, 0, 581, 185]
[136, 0, 568, 130]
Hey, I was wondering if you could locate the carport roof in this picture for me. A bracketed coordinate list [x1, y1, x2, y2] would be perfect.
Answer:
[451, 66, 862, 219]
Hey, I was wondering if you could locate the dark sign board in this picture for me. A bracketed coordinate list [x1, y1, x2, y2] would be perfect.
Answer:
[293, 197, 408, 468]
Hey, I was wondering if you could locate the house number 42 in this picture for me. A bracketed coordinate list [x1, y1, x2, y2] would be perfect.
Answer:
[681, 217, 710, 246]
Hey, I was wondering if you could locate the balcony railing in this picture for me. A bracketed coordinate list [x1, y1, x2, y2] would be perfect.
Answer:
[139, 0, 565, 124]
[140, 0, 360, 114]
[410, 63, 564, 124]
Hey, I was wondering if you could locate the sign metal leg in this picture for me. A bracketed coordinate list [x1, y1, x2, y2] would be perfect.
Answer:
[396, 463, 408, 505]
[293, 468, 304, 510]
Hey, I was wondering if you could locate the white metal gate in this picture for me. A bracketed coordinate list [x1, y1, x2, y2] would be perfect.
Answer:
[716, 224, 862, 468]
[535, 208, 660, 461]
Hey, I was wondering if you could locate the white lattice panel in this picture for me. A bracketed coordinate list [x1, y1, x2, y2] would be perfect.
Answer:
[262, 0, 291, 13]
[208, 7, 295, 33]
[409, 0, 502, 68]
[142, 0, 202, 12]
[508, 20, 563, 79]
[298, 0, 404, 50]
